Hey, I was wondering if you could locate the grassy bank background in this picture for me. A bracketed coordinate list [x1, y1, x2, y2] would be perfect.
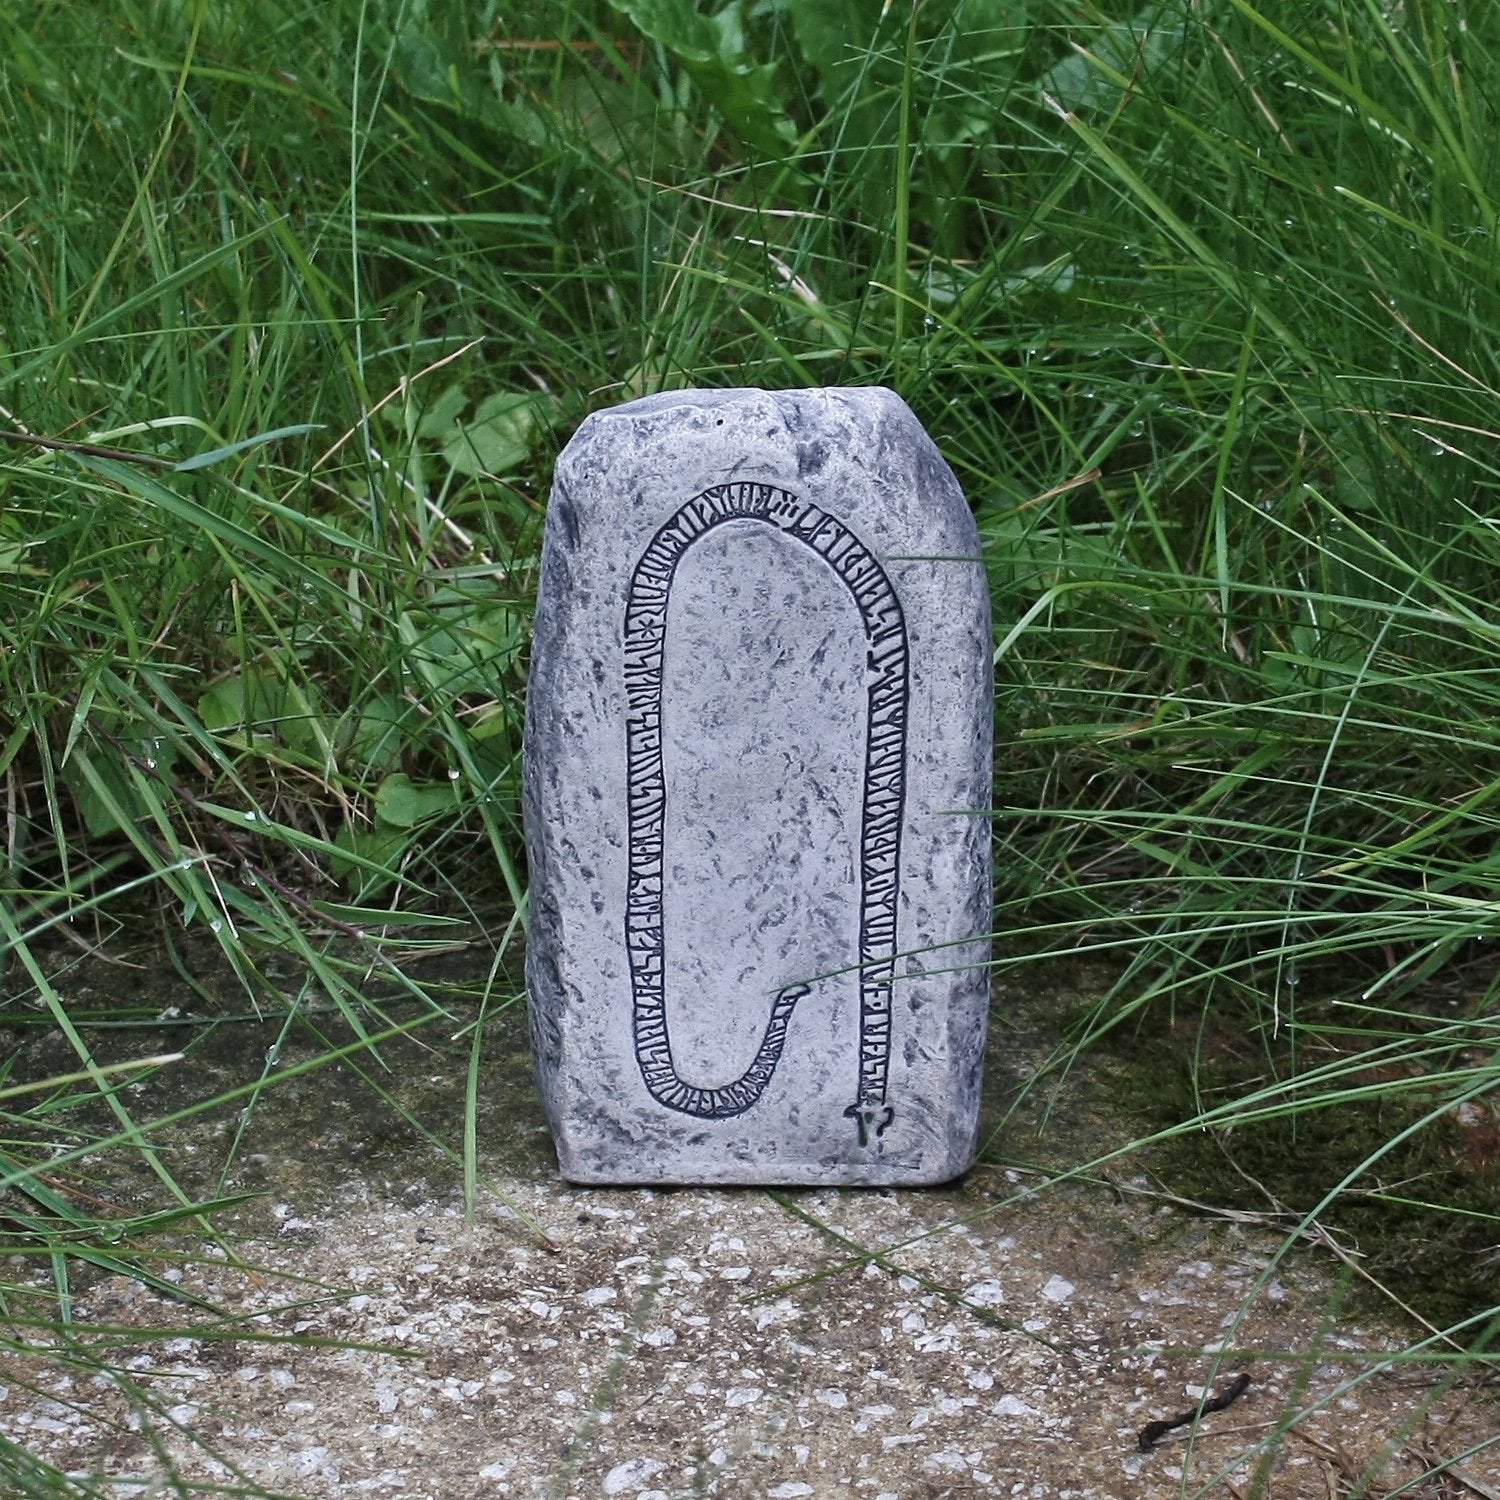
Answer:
[3, 0, 1499, 1489]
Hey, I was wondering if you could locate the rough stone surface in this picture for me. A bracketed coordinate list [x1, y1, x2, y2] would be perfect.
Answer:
[523, 387, 993, 1185]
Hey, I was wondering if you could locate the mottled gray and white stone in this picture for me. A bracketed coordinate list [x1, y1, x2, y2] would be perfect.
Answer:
[522, 387, 992, 1185]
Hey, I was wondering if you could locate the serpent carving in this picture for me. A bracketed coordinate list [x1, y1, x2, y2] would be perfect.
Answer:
[622, 482, 909, 1145]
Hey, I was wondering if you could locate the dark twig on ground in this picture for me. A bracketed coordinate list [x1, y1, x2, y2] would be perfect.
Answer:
[1138, 1372, 1252, 1452]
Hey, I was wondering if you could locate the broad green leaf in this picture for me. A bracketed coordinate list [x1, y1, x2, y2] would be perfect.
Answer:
[199, 668, 326, 757]
[608, 0, 797, 157]
[199, 675, 254, 734]
[374, 772, 455, 829]
[1039, 5, 1181, 113]
[413, 381, 469, 441]
[331, 821, 411, 896]
[64, 754, 136, 839]
[388, 0, 545, 142]
[792, 0, 1019, 110]
[789, 0, 894, 95]
[62, 732, 177, 838]
[402, 595, 526, 699]
[343, 695, 409, 774]
[441, 393, 543, 478]
[200, 670, 290, 736]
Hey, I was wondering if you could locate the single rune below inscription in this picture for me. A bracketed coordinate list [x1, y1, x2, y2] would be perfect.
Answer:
[523, 387, 992, 1186]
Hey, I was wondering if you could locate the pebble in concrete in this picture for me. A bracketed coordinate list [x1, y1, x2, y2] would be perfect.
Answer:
[523, 387, 993, 1184]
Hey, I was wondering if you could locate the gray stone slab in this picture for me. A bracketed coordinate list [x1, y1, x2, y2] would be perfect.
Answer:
[522, 387, 992, 1185]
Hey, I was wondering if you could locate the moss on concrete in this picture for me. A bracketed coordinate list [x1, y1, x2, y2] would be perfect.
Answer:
[1096, 997, 1500, 1340]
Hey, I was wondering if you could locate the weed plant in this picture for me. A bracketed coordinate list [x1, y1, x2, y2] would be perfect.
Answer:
[2, 0, 1499, 1491]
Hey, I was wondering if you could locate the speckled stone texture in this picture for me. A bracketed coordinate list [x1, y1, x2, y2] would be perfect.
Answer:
[523, 387, 992, 1184]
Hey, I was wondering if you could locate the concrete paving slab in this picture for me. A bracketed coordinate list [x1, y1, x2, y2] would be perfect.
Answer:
[4, 1166, 1497, 1498]
[2, 950, 1495, 1498]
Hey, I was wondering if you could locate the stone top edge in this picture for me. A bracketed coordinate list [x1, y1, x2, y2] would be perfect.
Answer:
[582, 384, 906, 420]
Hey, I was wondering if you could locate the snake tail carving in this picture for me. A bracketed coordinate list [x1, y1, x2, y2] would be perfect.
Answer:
[623, 482, 910, 1139]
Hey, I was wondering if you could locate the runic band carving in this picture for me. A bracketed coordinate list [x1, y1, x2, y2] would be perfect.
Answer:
[623, 482, 910, 1145]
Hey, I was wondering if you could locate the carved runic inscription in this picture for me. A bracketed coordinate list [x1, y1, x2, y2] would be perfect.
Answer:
[622, 482, 910, 1146]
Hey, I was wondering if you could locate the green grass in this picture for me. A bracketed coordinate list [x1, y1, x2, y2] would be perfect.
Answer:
[3, 0, 1500, 1491]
